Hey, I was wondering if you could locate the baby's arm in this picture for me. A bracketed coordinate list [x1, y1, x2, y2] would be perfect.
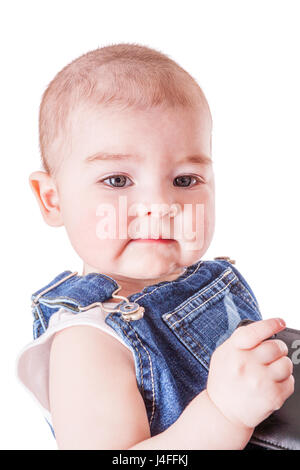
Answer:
[49, 318, 294, 450]
[129, 389, 253, 450]
[49, 326, 151, 449]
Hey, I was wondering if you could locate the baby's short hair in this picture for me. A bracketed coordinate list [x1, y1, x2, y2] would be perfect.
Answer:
[39, 42, 212, 179]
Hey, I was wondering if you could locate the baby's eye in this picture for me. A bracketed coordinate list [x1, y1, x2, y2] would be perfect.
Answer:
[173, 175, 204, 187]
[100, 174, 133, 188]
[98, 174, 205, 189]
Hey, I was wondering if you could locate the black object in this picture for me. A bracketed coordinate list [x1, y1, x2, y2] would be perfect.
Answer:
[235, 319, 300, 450]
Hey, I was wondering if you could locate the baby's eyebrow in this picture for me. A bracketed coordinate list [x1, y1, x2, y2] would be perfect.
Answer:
[85, 152, 142, 163]
[84, 152, 212, 165]
[177, 154, 213, 165]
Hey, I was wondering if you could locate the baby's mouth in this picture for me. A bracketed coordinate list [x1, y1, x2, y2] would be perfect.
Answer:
[127, 227, 177, 244]
[129, 237, 177, 244]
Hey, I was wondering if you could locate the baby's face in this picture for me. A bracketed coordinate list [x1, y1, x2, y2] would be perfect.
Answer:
[54, 103, 215, 282]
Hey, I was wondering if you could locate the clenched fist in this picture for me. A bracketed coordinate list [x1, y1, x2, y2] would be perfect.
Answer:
[206, 318, 295, 429]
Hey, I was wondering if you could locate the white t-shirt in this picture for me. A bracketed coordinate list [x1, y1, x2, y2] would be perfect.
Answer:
[16, 302, 135, 428]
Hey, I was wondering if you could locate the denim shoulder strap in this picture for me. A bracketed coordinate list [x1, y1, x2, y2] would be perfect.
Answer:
[31, 270, 120, 339]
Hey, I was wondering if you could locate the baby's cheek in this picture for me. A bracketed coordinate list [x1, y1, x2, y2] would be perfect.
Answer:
[181, 200, 208, 238]
[64, 208, 109, 261]
[178, 194, 214, 254]
[85, 210, 114, 245]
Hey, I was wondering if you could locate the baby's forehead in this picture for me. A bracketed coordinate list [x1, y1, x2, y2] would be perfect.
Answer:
[51, 93, 211, 172]
[53, 102, 212, 181]
[69, 99, 211, 130]
[62, 105, 210, 170]
[67, 101, 211, 149]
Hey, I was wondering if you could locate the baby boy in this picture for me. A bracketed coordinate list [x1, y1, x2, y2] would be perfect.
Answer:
[17, 43, 293, 450]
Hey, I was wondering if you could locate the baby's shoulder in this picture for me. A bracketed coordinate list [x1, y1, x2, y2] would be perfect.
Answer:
[213, 255, 236, 265]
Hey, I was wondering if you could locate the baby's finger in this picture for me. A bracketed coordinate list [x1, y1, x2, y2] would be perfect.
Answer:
[267, 355, 293, 382]
[232, 318, 286, 350]
[254, 339, 288, 364]
[273, 375, 295, 410]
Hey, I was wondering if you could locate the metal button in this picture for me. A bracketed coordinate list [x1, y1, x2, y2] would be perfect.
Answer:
[119, 302, 145, 321]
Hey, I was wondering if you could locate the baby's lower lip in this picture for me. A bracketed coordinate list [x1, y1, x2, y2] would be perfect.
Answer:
[131, 239, 176, 244]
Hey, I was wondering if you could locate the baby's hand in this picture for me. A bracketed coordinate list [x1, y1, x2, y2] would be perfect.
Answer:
[206, 318, 295, 430]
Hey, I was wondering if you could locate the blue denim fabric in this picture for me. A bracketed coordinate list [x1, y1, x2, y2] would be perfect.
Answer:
[31, 259, 262, 447]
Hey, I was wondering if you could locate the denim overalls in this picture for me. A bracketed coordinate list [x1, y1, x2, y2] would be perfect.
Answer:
[30, 258, 262, 449]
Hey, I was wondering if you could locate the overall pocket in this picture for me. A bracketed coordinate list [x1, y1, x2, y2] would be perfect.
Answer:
[161, 266, 262, 371]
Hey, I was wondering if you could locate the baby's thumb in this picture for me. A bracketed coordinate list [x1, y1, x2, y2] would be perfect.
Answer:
[232, 317, 286, 350]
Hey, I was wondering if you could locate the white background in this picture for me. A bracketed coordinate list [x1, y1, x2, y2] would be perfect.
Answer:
[1, 0, 299, 450]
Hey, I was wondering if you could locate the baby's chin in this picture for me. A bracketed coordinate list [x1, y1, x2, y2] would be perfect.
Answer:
[114, 240, 195, 280]
[82, 238, 204, 279]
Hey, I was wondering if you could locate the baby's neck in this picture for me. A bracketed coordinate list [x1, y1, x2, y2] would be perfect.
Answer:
[82, 265, 186, 299]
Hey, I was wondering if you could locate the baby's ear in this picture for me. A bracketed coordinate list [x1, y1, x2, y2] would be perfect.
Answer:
[29, 171, 64, 227]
